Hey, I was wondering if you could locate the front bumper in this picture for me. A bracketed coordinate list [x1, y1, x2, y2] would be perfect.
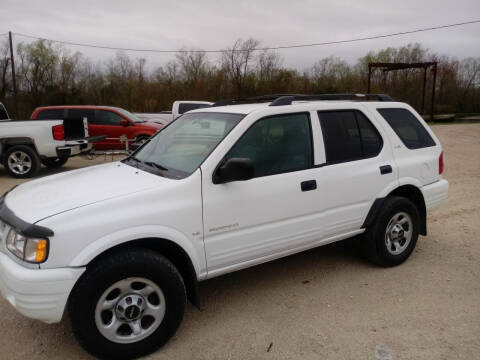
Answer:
[0, 252, 85, 323]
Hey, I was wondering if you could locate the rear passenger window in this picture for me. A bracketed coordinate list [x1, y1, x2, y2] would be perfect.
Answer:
[377, 108, 435, 149]
[35, 109, 65, 120]
[318, 110, 383, 164]
[67, 109, 95, 123]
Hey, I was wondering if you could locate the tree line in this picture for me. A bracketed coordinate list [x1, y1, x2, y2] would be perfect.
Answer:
[0, 38, 479, 118]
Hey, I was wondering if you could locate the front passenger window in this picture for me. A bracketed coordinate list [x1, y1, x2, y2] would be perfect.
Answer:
[225, 113, 313, 178]
[96, 110, 124, 125]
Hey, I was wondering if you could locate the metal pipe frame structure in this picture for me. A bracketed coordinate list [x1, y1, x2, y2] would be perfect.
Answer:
[367, 62, 438, 121]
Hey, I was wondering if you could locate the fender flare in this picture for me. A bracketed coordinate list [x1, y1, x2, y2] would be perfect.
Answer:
[69, 225, 205, 279]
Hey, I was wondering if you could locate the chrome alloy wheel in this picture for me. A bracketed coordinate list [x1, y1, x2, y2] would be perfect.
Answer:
[385, 211, 413, 255]
[94, 277, 166, 344]
[7, 151, 32, 175]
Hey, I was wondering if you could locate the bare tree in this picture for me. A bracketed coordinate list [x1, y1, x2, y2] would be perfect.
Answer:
[0, 39, 11, 100]
[17, 40, 59, 106]
[221, 38, 260, 97]
[257, 50, 282, 82]
[176, 49, 209, 84]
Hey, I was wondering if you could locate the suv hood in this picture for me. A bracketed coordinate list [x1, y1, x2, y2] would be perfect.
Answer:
[5, 162, 165, 223]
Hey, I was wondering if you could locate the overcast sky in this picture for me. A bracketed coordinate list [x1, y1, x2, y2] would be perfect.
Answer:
[1, 0, 479, 70]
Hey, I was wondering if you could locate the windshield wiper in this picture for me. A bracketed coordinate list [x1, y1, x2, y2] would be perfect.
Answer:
[124, 156, 140, 168]
[143, 160, 168, 171]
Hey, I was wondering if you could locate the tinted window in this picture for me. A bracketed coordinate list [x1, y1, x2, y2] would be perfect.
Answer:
[356, 111, 383, 158]
[318, 110, 382, 163]
[377, 108, 435, 149]
[225, 113, 313, 178]
[178, 103, 211, 114]
[67, 109, 95, 123]
[0, 103, 8, 120]
[96, 110, 124, 125]
[35, 109, 65, 120]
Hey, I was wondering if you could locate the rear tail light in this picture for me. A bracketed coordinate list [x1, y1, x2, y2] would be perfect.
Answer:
[439, 151, 444, 174]
[52, 125, 65, 140]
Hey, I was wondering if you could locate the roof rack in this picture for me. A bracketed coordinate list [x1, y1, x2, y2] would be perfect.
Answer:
[211, 93, 393, 107]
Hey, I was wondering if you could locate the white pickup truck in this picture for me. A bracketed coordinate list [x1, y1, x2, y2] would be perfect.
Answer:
[0, 113, 104, 178]
[135, 100, 213, 126]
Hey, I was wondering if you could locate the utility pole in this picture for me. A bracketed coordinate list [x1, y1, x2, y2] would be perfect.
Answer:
[421, 66, 427, 115]
[8, 31, 18, 119]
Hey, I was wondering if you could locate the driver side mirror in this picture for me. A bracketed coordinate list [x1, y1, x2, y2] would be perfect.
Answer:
[120, 119, 130, 126]
[213, 158, 254, 184]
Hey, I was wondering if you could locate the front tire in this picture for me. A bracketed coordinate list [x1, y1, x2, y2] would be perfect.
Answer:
[362, 196, 420, 267]
[68, 249, 186, 359]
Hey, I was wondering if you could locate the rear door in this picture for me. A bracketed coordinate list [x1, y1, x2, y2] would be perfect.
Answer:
[314, 107, 398, 237]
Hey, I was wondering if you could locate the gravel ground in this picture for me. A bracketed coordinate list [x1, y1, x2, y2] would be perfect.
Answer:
[0, 124, 479, 360]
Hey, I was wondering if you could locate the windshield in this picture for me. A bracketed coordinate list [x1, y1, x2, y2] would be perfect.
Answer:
[127, 112, 244, 178]
[116, 108, 144, 123]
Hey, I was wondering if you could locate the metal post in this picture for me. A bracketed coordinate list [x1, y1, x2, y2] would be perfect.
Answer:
[367, 65, 372, 93]
[421, 66, 427, 115]
[8, 31, 18, 119]
[430, 62, 437, 122]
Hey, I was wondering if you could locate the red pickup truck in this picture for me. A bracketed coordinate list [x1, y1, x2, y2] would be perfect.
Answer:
[31, 105, 163, 150]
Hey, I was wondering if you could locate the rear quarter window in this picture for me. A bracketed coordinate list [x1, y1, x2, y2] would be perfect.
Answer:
[377, 108, 436, 149]
[67, 109, 95, 123]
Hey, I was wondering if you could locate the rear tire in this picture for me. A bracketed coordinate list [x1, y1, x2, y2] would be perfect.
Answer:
[41, 156, 69, 168]
[362, 196, 420, 267]
[4, 145, 41, 178]
[68, 249, 186, 359]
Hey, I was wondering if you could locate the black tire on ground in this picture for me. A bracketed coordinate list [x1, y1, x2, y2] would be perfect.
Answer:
[361, 196, 420, 267]
[68, 248, 186, 360]
[3, 145, 41, 178]
[135, 135, 150, 146]
[41, 156, 69, 168]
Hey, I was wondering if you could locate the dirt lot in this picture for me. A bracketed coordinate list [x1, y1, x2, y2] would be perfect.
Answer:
[0, 124, 479, 360]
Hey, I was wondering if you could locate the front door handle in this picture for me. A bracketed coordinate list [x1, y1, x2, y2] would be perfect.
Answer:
[380, 165, 392, 175]
[301, 180, 317, 192]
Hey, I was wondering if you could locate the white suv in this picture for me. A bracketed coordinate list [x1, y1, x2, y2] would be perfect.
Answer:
[0, 94, 448, 359]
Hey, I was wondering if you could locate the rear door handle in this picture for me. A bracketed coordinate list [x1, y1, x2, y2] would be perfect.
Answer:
[380, 165, 392, 175]
[301, 180, 317, 192]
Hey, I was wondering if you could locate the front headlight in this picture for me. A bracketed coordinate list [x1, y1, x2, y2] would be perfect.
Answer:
[6, 228, 49, 263]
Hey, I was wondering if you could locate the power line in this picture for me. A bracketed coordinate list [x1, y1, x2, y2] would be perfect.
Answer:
[12, 19, 480, 54]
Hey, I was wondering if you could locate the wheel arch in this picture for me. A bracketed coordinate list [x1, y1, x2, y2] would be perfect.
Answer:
[0, 138, 37, 161]
[82, 237, 201, 308]
[363, 184, 427, 235]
